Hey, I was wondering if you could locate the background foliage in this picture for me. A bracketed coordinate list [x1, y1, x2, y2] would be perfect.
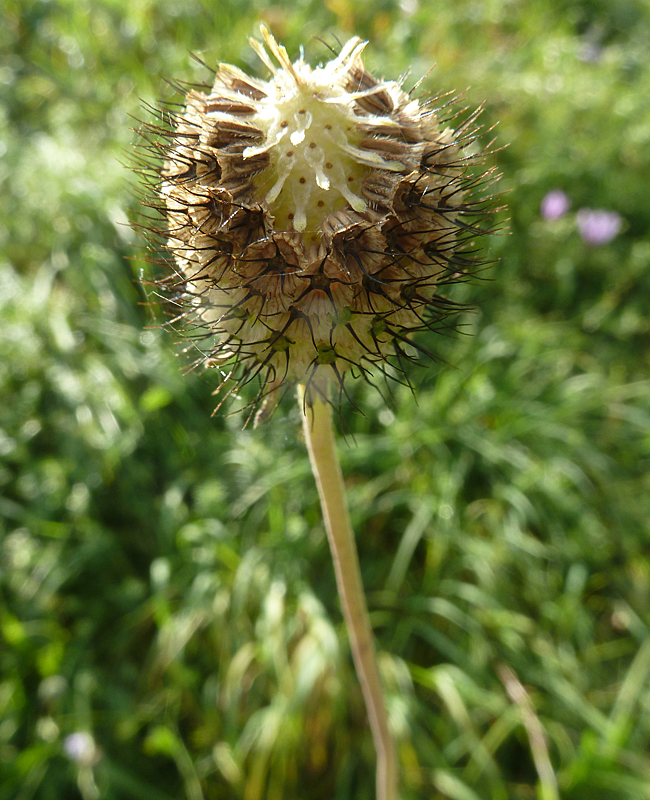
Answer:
[2, 0, 650, 798]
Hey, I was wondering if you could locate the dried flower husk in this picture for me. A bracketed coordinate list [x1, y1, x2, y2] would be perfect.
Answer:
[135, 27, 497, 421]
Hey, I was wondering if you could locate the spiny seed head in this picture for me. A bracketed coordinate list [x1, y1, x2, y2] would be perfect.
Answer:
[136, 26, 497, 422]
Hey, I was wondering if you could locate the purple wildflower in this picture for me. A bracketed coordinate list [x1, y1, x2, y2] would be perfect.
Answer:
[64, 732, 99, 765]
[541, 190, 570, 220]
[578, 41, 603, 63]
[576, 209, 622, 245]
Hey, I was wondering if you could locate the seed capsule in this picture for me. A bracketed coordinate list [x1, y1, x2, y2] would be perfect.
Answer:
[138, 26, 496, 421]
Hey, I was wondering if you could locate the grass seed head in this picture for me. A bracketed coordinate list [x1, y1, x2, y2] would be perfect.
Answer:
[137, 26, 497, 421]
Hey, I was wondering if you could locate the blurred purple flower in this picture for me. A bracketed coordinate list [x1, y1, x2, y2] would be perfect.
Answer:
[576, 209, 622, 245]
[578, 41, 603, 63]
[541, 190, 570, 220]
[64, 731, 100, 765]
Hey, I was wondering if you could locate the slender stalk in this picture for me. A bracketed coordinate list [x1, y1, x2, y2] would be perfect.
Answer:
[299, 386, 398, 800]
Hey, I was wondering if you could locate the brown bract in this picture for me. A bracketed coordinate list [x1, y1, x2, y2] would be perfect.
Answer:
[136, 26, 496, 422]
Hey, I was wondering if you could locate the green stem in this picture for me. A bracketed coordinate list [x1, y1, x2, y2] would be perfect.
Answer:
[298, 386, 398, 800]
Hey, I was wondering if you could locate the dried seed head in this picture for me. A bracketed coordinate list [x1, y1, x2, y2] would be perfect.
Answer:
[136, 26, 497, 421]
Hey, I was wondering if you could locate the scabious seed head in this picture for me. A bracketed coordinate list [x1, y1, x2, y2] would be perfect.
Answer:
[137, 26, 496, 421]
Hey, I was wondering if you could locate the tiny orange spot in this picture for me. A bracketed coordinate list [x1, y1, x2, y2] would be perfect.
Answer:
[280, 120, 289, 128]
[325, 162, 333, 169]
[325, 124, 332, 130]
[299, 177, 306, 184]
[298, 108, 306, 114]
[309, 142, 316, 148]
[317, 200, 325, 207]
[286, 151, 294, 157]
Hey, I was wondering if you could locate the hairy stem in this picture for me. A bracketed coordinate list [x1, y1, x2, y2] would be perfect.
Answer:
[298, 386, 398, 800]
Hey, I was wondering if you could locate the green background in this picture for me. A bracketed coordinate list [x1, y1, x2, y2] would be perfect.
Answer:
[2, 0, 650, 798]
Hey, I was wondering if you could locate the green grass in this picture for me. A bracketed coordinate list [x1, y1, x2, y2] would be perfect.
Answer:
[2, 0, 650, 798]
